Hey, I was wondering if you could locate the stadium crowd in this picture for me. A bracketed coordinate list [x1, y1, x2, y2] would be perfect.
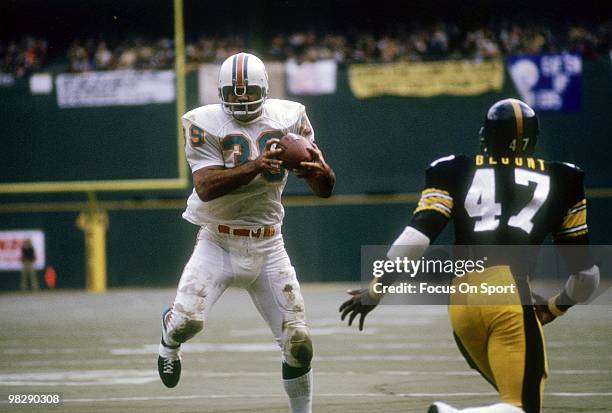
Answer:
[1, 37, 48, 77]
[1, 21, 610, 75]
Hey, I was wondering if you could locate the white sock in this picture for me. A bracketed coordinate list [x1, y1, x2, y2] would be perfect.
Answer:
[162, 330, 180, 348]
[282, 369, 312, 413]
[161, 310, 180, 347]
[158, 342, 181, 360]
[460, 403, 524, 413]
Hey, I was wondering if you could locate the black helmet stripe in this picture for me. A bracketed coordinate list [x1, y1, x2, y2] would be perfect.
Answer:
[510, 99, 524, 141]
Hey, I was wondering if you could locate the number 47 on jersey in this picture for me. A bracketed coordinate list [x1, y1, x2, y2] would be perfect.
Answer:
[465, 168, 550, 234]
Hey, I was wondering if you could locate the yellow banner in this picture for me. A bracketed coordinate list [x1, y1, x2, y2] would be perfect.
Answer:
[348, 59, 504, 99]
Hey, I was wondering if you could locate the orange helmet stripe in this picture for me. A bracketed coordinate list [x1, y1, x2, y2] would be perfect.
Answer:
[235, 53, 245, 87]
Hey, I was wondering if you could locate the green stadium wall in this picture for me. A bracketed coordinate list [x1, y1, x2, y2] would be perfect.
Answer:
[1, 60, 611, 289]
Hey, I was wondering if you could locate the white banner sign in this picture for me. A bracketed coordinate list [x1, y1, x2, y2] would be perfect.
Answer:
[30, 73, 53, 94]
[0, 230, 45, 271]
[198, 64, 221, 106]
[286, 59, 337, 95]
[56, 70, 175, 108]
[198, 62, 286, 105]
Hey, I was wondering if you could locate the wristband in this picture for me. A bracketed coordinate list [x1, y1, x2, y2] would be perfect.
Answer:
[547, 294, 569, 317]
[368, 278, 384, 300]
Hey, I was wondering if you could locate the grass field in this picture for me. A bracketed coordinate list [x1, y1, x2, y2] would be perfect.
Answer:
[1, 284, 611, 412]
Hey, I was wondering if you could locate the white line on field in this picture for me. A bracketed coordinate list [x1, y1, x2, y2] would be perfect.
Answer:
[63, 392, 612, 403]
[379, 370, 611, 376]
[3, 369, 609, 386]
[189, 369, 612, 377]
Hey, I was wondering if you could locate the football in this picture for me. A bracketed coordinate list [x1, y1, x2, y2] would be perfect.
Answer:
[276, 133, 314, 171]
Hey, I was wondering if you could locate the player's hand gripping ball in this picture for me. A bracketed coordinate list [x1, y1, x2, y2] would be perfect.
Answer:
[276, 133, 314, 172]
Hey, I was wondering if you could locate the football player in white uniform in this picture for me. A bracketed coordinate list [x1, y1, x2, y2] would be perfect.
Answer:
[157, 52, 335, 413]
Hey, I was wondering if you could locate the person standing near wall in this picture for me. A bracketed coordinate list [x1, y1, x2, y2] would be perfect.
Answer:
[20, 239, 39, 291]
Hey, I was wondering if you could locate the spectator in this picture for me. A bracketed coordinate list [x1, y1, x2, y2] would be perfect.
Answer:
[1, 37, 47, 76]
[67, 40, 92, 72]
[94, 41, 112, 69]
[20, 239, 39, 292]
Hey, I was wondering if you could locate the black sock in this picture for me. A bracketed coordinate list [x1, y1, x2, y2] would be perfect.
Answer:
[282, 362, 311, 380]
[161, 338, 180, 349]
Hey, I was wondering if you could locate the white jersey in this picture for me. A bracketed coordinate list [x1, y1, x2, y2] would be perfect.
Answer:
[181, 99, 315, 227]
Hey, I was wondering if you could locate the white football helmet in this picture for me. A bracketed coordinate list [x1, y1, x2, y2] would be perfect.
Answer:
[218, 52, 268, 121]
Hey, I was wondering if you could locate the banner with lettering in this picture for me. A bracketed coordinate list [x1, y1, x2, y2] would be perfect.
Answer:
[56, 70, 175, 108]
[507, 53, 582, 111]
[348, 59, 504, 99]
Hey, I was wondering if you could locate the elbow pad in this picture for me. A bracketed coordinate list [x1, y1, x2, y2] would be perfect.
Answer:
[564, 264, 600, 303]
[387, 226, 430, 261]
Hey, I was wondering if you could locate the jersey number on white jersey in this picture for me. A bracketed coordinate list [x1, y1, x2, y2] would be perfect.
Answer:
[220, 130, 286, 182]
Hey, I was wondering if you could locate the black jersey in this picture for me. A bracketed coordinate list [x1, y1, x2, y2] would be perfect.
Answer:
[410, 154, 588, 246]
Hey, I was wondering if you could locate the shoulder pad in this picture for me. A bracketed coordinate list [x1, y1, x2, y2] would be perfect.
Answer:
[549, 161, 585, 188]
[426, 154, 470, 179]
[429, 154, 456, 168]
[549, 160, 584, 174]
[560, 161, 583, 172]
[182, 104, 228, 135]
[262, 99, 305, 128]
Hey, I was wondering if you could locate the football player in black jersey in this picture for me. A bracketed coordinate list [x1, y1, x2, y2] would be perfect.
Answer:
[340, 99, 600, 413]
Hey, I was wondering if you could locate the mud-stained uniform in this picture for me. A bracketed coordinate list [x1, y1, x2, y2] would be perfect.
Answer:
[165, 98, 315, 369]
